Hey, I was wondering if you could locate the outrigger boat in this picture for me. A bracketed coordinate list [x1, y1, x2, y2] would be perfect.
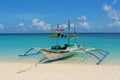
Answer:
[19, 20, 109, 65]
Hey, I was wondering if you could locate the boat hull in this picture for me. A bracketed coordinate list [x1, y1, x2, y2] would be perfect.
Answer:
[41, 49, 75, 60]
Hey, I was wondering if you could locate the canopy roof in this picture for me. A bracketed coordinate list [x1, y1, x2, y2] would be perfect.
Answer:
[49, 33, 67, 38]
[51, 29, 64, 33]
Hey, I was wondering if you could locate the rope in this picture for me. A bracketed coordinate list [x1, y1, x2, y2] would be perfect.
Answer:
[16, 62, 39, 74]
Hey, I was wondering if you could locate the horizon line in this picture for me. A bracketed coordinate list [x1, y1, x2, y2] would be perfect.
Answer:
[0, 32, 120, 34]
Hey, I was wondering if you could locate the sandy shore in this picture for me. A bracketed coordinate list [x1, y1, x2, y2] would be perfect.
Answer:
[0, 62, 120, 80]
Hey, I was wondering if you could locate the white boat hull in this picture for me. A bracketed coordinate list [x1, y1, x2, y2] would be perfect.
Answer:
[41, 49, 76, 60]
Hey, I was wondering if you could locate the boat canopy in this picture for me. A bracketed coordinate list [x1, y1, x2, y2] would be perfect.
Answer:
[49, 33, 67, 38]
[52, 29, 64, 33]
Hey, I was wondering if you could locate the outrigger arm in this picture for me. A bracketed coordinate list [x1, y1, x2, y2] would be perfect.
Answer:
[19, 48, 48, 62]
[79, 48, 109, 65]
[19, 48, 42, 56]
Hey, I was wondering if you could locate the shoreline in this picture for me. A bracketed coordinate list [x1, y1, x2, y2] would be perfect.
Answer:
[0, 62, 120, 80]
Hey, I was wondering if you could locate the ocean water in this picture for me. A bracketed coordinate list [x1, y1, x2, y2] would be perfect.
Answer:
[0, 33, 120, 65]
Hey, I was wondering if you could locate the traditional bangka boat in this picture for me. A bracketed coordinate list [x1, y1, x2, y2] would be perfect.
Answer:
[19, 20, 109, 65]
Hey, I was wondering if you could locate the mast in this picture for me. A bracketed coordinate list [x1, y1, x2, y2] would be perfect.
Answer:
[68, 20, 70, 46]
[56, 23, 59, 49]
[74, 26, 76, 44]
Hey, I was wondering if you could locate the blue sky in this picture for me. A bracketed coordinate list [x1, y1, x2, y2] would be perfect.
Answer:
[0, 0, 120, 33]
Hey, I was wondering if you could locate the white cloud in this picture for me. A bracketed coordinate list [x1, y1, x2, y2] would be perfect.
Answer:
[103, 4, 112, 11]
[32, 18, 51, 30]
[113, 0, 118, 4]
[103, 3, 120, 29]
[0, 24, 4, 30]
[77, 16, 87, 21]
[60, 23, 75, 29]
[79, 21, 90, 29]
[70, 23, 75, 28]
[108, 21, 120, 27]
[103, 4, 120, 21]
[17, 22, 25, 27]
[60, 24, 67, 28]
[77, 16, 90, 29]
[16, 22, 27, 31]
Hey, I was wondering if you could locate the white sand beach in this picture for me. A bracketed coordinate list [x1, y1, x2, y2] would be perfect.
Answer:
[0, 62, 120, 80]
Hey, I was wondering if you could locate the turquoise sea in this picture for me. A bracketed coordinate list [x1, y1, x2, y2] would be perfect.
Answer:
[0, 33, 120, 65]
